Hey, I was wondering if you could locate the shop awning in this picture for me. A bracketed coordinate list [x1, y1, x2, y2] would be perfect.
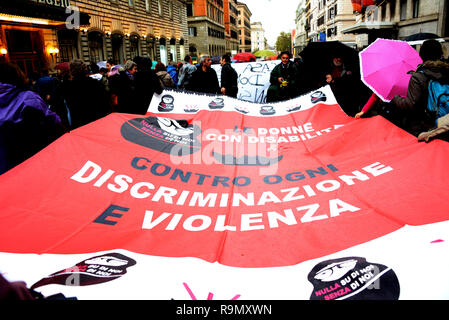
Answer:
[0, 0, 90, 26]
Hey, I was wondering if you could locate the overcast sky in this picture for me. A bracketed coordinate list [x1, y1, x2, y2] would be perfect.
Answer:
[242, 0, 298, 47]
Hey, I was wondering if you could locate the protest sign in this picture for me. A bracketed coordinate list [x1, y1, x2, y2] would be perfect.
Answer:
[212, 60, 279, 103]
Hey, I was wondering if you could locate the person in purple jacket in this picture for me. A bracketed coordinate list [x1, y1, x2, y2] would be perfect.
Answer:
[0, 63, 65, 175]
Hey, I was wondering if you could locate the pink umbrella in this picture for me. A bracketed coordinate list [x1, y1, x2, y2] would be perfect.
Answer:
[359, 38, 422, 102]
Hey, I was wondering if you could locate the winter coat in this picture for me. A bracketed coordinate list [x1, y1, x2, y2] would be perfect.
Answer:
[177, 62, 197, 89]
[266, 61, 298, 102]
[134, 70, 163, 114]
[166, 65, 179, 87]
[0, 83, 64, 174]
[186, 67, 220, 94]
[108, 71, 137, 114]
[324, 62, 362, 116]
[156, 71, 176, 88]
[392, 60, 449, 136]
[62, 76, 111, 129]
[221, 63, 238, 98]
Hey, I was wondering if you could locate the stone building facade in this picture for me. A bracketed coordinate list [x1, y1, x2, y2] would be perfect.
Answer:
[186, 0, 226, 60]
[0, 0, 189, 75]
[251, 21, 265, 52]
[236, 1, 251, 53]
[342, 0, 448, 51]
[71, 0, 189, 66]
[306, 0, 357, 46]
[223, 0, 239, 55]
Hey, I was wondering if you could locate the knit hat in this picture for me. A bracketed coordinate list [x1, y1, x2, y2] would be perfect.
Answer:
[123, 60, 137, 71]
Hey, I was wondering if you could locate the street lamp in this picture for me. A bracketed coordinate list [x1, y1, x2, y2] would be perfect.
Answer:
[47, 47, 59, 65]
[0, 48, 6, 62]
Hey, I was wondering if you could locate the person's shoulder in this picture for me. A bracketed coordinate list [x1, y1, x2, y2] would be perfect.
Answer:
[20, 90, 48, 110]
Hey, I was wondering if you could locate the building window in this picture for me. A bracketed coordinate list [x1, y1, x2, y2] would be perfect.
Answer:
[400, 0, 407, 20]
[58, 29, 79, 63]
[129, 0, 134, 7]
[412, 0, 419, 18]
[145, 0, 151, 12]
[188, 27, 197, 36]
[187, 3, 193, 16]
[158, 0, 163, 15]
[169, 2, 173, 19]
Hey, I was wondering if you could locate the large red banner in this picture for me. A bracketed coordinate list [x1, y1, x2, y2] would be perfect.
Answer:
[1, 86, 449, 299]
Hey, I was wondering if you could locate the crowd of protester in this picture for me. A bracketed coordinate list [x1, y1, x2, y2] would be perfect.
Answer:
[0, 39, 448, 176]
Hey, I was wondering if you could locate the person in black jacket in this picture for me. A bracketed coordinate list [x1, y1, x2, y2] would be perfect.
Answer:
[133, 57, 163, 114]
[392, 39, 446, 136]
[186, 55, 220, 94]
[220, 54, 238, 98]
[62, 59, 111, 130]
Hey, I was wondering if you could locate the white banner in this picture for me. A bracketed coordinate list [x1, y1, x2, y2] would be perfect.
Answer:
[212, 60, 280, 104]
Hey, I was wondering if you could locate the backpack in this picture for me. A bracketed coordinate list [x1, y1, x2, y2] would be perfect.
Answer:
[426, 79, 449, 126]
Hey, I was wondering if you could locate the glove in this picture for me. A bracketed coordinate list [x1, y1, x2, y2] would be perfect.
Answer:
[280, 80, 289, 88]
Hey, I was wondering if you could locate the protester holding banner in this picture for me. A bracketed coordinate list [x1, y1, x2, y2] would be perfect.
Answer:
[177, 55, 197, 89]
[324, 53, 360, 116]
[133, 57, 163, 115]
[392, 40, 447, 137]
[108, 60, 138, 114]
[186, 55, 220, 95]
[63, 59, 112, 129]
[266, 51, 298, 102]
[220, 54, 238, 98]
[0, 62, 65, 175]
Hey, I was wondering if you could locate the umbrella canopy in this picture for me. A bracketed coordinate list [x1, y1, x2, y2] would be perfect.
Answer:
[254, 50, 277, 57]
[299, 41, 359, 68]
[404, 32, 440, 42]
[233, 52, 256, 62]
[359, 38, 422, 102]
[299, 41, 360, 89]
[97, 61, 107, 69]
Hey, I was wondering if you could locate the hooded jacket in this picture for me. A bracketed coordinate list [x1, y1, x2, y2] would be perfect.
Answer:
[392, 60, 449, 136]
[0, 83, 63, 174]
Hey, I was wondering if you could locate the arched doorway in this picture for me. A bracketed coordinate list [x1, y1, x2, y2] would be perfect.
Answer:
[88, 31, 104, 63]
[111, 33, 124, 65]
[146, 35, 156, 61]
[159, 37, 167, 65]
[179, 39, 185, 61]
[189, 44, 198, 63]
[129, 33, 141, 59]
[169, 38, 177, 63]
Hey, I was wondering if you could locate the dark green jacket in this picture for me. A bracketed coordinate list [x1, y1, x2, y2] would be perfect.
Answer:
[267, 62, 297, 102]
